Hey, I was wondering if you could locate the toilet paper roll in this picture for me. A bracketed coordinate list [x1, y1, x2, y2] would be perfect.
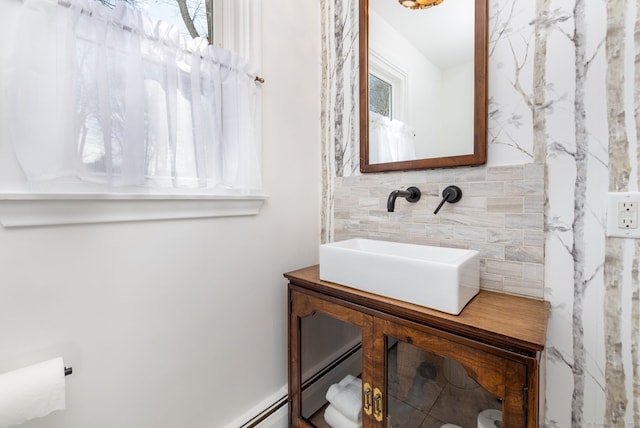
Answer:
[0, 358, 66, 428]
[477, 409, 502, 428]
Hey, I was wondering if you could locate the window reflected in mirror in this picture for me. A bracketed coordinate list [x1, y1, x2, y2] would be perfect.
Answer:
[369, 74, 392, 118]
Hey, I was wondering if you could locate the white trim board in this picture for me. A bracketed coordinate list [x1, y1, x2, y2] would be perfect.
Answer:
[0, 193, 268, 227]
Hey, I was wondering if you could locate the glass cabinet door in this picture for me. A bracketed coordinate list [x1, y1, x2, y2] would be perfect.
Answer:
[386, 339, 502, 427]
[289, 290, 374, 427]
[376, 318, 528, 428]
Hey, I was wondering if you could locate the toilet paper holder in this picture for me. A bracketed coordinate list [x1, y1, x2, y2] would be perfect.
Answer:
[64, 367, 72, 376]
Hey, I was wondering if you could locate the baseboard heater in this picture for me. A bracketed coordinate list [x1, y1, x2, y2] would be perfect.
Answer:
[238, 342, 362, 428]
[237, 394, 288, 428]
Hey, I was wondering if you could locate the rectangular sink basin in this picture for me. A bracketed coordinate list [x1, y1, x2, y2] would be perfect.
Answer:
[319, 238, 479, 315]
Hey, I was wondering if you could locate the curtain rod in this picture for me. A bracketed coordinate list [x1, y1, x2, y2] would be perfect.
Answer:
[56, 0, 264, 84]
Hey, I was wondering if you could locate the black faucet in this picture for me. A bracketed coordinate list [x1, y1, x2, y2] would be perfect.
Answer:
[433, 185, 462, 214]
[387, 187, 421, 212]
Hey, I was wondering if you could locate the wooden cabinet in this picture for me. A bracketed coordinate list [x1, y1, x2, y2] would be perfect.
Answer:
[286, 266, 549, 428]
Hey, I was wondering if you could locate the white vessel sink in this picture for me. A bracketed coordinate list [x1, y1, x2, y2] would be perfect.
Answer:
[319, 239, 479, 315]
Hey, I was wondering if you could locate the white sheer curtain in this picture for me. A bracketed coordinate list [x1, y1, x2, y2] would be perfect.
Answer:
[7, 0, 261, 193]
[369, 111, 416, 164]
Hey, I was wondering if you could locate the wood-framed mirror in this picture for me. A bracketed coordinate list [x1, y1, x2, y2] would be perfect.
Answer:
[359, 0, 488, 173]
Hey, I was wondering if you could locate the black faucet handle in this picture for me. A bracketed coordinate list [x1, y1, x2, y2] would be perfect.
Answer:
[434, 185, 462, 214]
[442, 185, 462, 203]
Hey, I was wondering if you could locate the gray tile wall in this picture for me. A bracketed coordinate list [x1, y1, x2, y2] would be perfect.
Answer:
[333, 164, 545, 298]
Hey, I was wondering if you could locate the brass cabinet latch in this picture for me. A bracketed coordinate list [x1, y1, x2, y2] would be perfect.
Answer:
[363, 383, 373, 416]
[373, 387, 383, 422]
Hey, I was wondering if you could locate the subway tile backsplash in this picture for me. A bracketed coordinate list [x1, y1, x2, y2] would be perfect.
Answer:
[333, 164, 545, 299]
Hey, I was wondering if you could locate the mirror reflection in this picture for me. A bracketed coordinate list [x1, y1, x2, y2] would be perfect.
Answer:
[360, 0, 487, 172]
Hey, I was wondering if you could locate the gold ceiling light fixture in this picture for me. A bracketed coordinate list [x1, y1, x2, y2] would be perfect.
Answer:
[399, 0, 444, 10]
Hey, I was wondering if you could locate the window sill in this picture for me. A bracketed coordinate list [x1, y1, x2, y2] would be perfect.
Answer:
[0, 193, 268, 227]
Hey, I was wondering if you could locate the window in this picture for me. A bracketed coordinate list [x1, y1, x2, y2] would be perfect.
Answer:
[133, 0, 260, 63]
[367, 50, 415, 164]
[0, 0, 265, 226]
[368, 49, 408, 123]
[141, 0, 212, 43]
[369, 74, 393, 119]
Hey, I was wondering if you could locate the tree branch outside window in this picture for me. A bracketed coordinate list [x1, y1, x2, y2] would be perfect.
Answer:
[99, 0, 213, 44]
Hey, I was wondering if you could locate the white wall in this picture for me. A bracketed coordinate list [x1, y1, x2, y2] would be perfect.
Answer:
[439, 60, 474, 156]
[0, 1, 320, 428]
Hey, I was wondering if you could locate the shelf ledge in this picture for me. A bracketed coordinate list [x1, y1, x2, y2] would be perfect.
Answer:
[0, 193, 268, 227]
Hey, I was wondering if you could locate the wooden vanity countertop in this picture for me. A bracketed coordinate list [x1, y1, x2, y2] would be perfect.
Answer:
[285, 265, 550, 356]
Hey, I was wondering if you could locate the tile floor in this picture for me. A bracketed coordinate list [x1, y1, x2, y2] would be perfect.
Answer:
[308, 344, 502, 428]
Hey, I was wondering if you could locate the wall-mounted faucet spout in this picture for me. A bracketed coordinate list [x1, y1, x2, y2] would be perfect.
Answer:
[387, 187, 421, 212]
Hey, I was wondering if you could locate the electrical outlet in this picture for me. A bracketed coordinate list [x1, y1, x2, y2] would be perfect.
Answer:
[618, 201, 638, 229]
[608, 193, 640, 237]
[619, 213, 638, 228]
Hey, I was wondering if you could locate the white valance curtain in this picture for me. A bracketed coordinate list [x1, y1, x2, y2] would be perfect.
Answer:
[369, 111, 416, 164]
[7, 0, 261, 192]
